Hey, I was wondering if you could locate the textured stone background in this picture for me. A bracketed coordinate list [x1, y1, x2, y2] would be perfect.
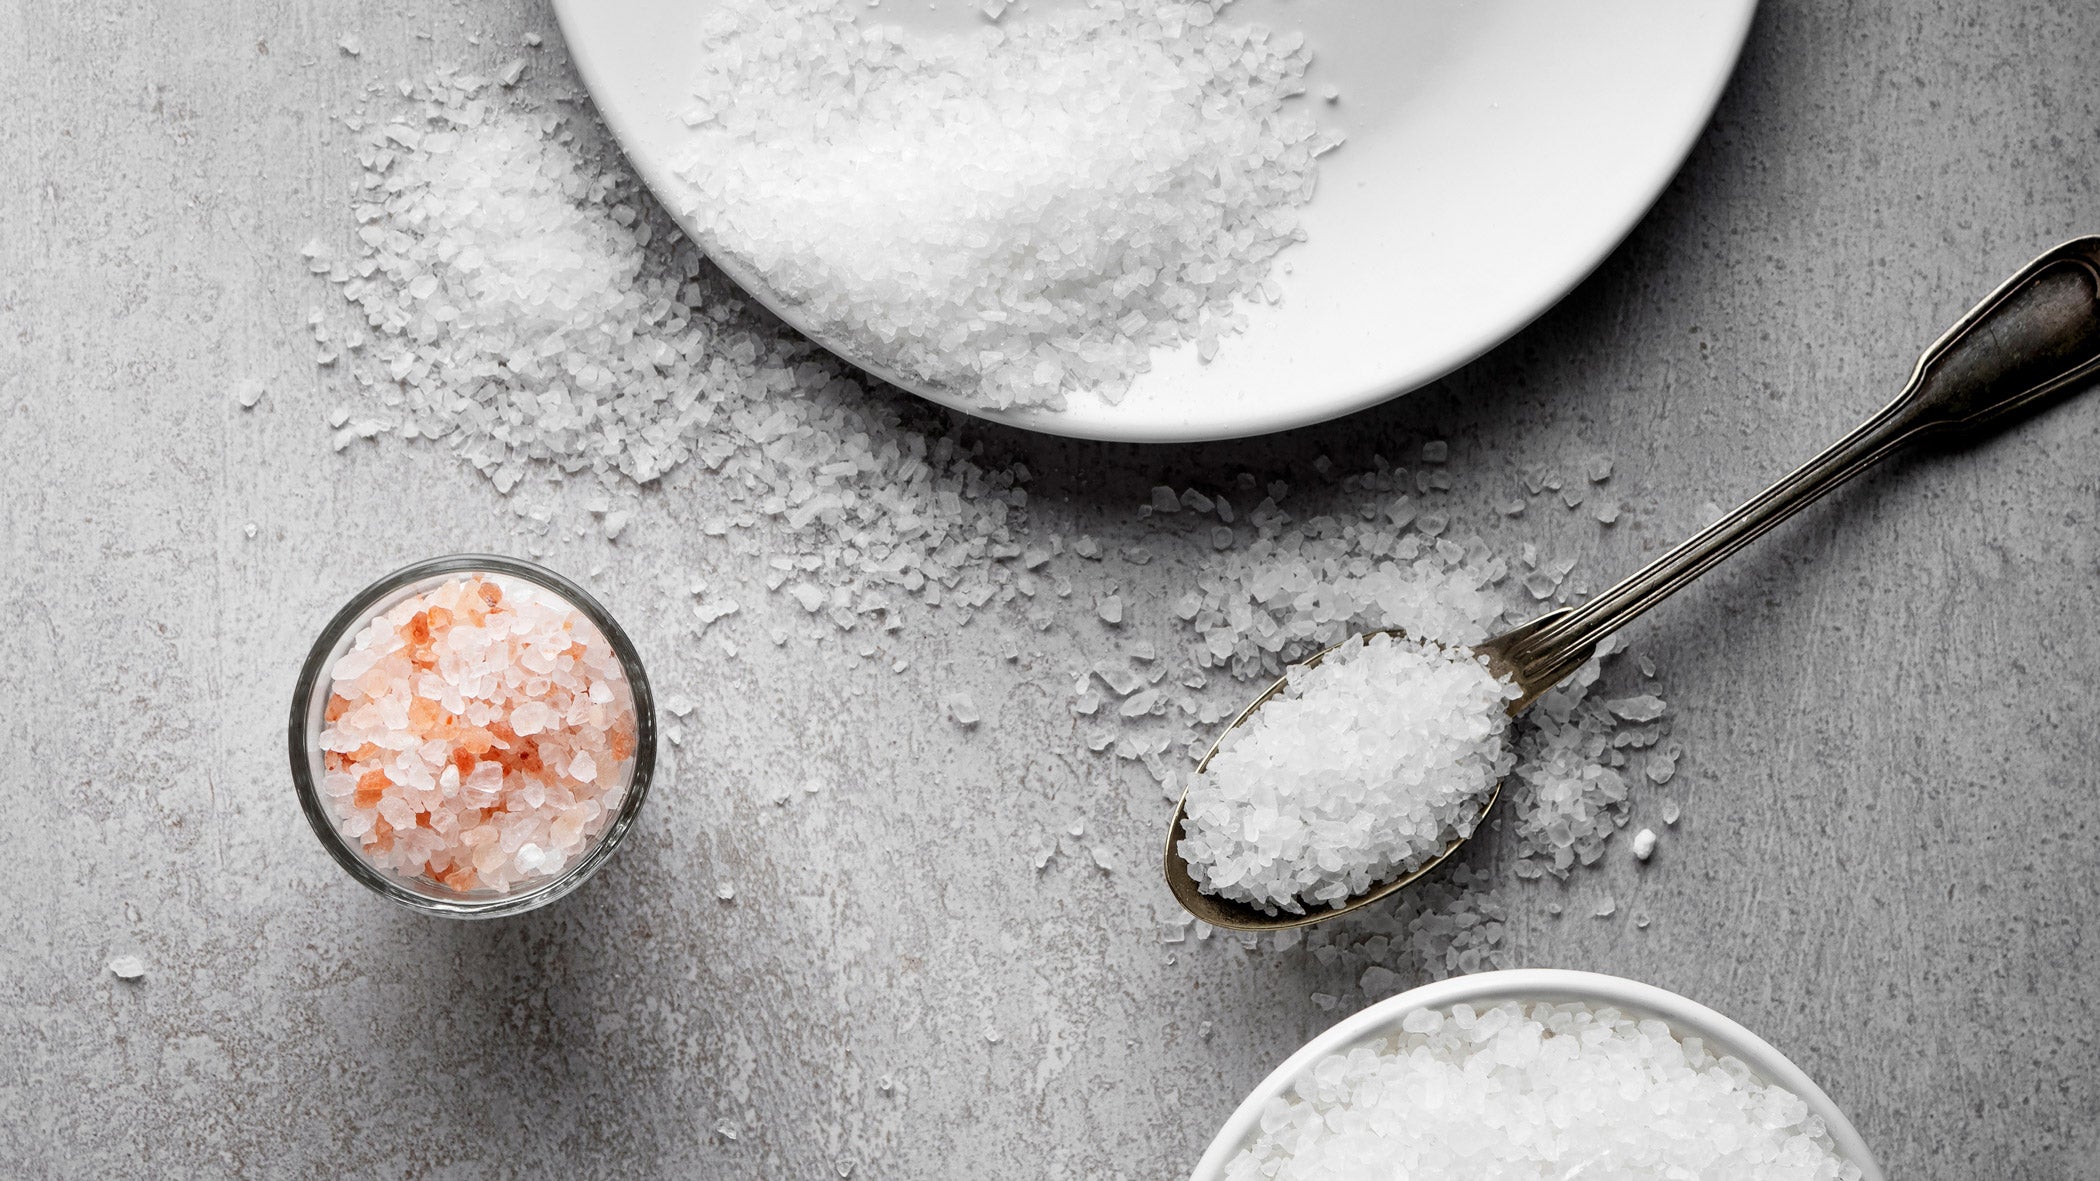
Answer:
[4, 1, 2099, 1177]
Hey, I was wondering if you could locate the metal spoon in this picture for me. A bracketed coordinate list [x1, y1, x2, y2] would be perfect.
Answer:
[1165, 235, 2100, 932]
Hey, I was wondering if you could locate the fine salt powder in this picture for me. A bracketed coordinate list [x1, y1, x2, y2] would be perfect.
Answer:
[1223, 1001, 1863, 1181]
[316, 575, 638, 894]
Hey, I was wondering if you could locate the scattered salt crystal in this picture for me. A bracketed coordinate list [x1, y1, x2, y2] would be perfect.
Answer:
[232, 378, 266, 409]
[1605, 694, 1668, 722]
[1096, 595, 1123, 626]
[337, 33, 363, 57]
[944, 692, 981, 728]
[693, 599, 740, 626]
[1633, 827, 1657, 861]
[1647, 748, 1678, 784]
[106, 955, 146, 980]
[1421, 441, 1449, 464]
[1662, 798, 1682, 826]
[1359, 965, 1402, 998]
[1593, 895, 1616, 917]
[717, 883, 736, 902]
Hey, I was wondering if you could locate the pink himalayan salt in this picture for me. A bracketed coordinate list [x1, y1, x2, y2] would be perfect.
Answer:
[318, 575, 637, 894]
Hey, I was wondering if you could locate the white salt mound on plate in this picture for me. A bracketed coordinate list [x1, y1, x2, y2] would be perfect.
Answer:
[676, 0, 1336, 410]
[1177, 633, 1520, 914]
[1224, 1000, 1863, 1181]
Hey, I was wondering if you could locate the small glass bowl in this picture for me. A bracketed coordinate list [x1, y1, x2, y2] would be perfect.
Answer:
[288, 554, 657, 918]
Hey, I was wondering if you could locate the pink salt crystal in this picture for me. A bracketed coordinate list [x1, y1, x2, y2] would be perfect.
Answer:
[511, 700, 553, 735]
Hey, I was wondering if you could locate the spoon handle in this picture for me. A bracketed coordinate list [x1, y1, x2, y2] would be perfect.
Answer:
[1508, 235, 2100, 683]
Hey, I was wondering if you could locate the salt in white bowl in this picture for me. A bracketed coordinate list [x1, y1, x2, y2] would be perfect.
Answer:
[1191, 968, 1882, 1181]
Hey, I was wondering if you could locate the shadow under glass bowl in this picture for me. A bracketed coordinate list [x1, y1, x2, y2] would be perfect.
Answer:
[1191, 968, 1883, 1181]
[288, 553, 657, 919]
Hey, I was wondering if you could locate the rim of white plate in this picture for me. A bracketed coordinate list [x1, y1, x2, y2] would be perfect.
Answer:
[1189, 968, 1883, 1181]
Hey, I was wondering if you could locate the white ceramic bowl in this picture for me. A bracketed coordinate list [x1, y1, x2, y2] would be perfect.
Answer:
[1191, 968, 1883, 1181]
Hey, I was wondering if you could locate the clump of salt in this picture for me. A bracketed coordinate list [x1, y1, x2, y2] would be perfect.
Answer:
[1223, 1000, 1863, 1181]
[1177, 634, 1519, 914]
[316, 575, 638, 894]
[675, 0, 1335, 410]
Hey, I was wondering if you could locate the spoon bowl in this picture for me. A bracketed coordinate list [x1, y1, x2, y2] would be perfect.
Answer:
[1166, 235, 2100, 929]
[1163, 611, 1581, 932]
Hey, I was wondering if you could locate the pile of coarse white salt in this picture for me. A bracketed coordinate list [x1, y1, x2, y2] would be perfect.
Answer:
[318, 575, 639, 893]
[1177, 634, 1520, 913]
[675, 0, 1337, 410]
[1223, 1001, 1863, 1181]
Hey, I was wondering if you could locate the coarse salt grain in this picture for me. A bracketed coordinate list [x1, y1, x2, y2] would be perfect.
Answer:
[1223, 1001, 1862, 1181]
[316, 575, 638, 895]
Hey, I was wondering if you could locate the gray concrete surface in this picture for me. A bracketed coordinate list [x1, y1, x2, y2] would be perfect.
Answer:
[5, 1, 2100, 1177]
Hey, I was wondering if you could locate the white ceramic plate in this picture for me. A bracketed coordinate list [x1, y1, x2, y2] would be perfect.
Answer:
[1191, 968, 1884, 1180]
[553, 0, 1756, 442]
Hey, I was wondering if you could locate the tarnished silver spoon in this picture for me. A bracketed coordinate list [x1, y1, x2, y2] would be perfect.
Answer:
[1167, 235, 2100, 931]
